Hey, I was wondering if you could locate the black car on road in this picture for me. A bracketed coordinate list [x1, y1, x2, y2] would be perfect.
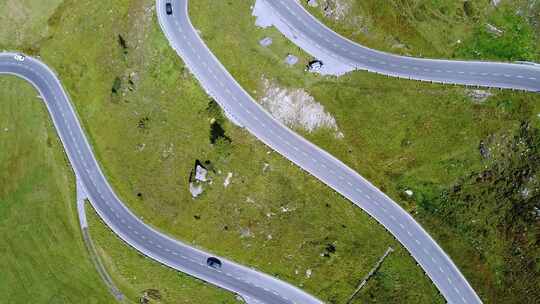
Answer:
[166, 2, 173, 15]
[207, 257, 222, 269]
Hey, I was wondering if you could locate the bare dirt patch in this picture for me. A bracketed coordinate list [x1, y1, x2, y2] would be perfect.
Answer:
[259, 78, 341, 136]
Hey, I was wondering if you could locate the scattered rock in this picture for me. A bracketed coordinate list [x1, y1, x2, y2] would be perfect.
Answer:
[280, 206, 293, 213]
[285, 54, 299, 66]
[240, 227, 253, 238]
[259, 37, 273, 47]
[195, 161, 208, 182]
[307, 0, 318, 7]
[224, 172, 233, 187]
[392, 43, 406, 50]
[326, 243, 336, 253]
[467, 89, 493, 103]
[189, 160, 213, 198]
[129, 71, 139, 83]
[486, 23, 503, 37]
[189, 183, 203, 198]
[319, 0, 352, 21]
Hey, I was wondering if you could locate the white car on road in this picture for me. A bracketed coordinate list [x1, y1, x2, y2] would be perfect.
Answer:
[13, 54, 25, 62]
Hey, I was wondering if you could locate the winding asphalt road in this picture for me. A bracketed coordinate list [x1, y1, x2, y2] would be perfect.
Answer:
[158, 0, 484, 303]
[0, 53, 322, 304]
[6, 0, 530, 302]
[253, 0, 540, 92]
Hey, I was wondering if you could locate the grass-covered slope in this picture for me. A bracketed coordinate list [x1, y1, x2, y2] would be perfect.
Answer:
[1, 1, 442, 303]
[420, 122, 540, 302]
[0, 77, 114, 303]
[188, 0, 540, 303]
[1, 0, 539, 303]
[302, 0, 540, 61]
[0, 76, 236, 304]
[0, 0, 63, 52]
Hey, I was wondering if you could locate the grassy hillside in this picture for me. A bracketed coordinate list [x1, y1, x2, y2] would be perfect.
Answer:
[188, 0, 540, 302]
[302, 0, 540, 61]
[0, 77, 114, 303]
[0, 0, 443, 303]
[0, 76, 236, 303]
[1, 0, 539, 303]
[297, 0, 540, 301]
[0, 0, 63, 51]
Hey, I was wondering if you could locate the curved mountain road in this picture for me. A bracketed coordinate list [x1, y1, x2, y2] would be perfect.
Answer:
[5, 0, 531, 302]
[0, 53, 323, 304]
[253, 0, 540, 92]
[158, 0, 484, 303]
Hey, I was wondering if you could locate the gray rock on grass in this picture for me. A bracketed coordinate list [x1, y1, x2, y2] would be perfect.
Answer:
[285, 54, 299, 66]
[259, 37, 273, 47]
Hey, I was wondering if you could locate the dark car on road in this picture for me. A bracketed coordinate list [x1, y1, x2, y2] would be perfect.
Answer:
[207, 257, 222, 269]
[166, 2, 173, 15]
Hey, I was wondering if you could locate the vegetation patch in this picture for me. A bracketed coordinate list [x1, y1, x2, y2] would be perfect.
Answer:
[456, 3, 537, 61]
[417, 122, 540, 303]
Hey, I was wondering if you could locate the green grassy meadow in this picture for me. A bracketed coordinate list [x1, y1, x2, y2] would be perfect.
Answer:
[189, 0, 540, 302]
[1, 0, 539, 303]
